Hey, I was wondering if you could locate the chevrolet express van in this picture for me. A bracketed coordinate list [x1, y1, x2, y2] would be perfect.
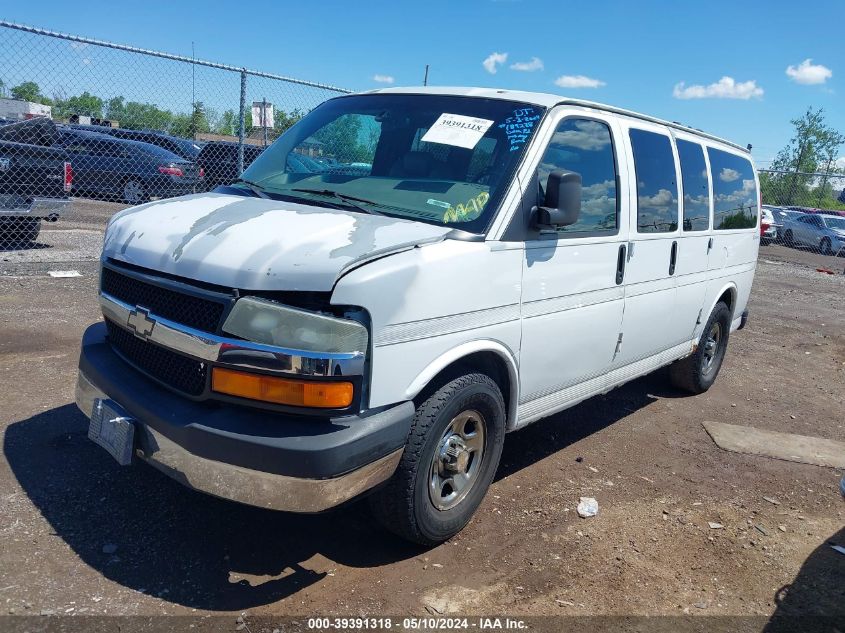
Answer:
[76, 87, 759, 545]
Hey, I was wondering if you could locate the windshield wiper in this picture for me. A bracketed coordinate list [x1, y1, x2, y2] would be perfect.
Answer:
[290, 188, 384, 216]
[234, 178, 270, 199]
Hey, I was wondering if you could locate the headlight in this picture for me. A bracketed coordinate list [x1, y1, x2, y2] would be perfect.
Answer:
[222, 296, 368, 354]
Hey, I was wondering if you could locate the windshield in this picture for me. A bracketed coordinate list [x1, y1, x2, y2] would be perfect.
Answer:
[824, 216, 845, 230]
[239, 94, 545, 232]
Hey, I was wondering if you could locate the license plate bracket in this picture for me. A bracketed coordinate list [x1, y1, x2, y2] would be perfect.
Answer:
[88, 399, 135, 466]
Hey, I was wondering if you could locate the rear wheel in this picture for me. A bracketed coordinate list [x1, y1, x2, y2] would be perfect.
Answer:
[370, 372, 506, 545]
[669, 302, 732, 394]
[0, 218, 41, 248]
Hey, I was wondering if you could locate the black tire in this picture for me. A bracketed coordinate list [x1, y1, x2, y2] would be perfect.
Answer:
[0, 218, 41, 248]
[369, 372, 506, 546]
[669, 302, 732, 394]
[122, 179, 147, 205]
[820, 237, 832, 256]
[783, 229, 794, 247]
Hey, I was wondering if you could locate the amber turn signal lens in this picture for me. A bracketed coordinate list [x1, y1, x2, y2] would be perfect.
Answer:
[211, 367, 353, 408]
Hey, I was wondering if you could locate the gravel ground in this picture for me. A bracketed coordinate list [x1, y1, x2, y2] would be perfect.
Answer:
[0, 209, 843, 625]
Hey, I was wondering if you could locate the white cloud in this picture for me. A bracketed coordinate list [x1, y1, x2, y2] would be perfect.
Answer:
[673, 76, 763, 100]
[555, 75, 606, 89]
[719, 167, 740, 182]
[786, 59, 832, 85]
[372, 74, 395, 84]
[482, 52, 508, 74]
[69, 42, 88, 50]
[551, 120, 611, 151]
[510, 57, 544, 72]
[640, 188, 676, 210]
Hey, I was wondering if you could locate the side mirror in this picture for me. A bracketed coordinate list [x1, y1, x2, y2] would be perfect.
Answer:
[534, 170, 581, 228]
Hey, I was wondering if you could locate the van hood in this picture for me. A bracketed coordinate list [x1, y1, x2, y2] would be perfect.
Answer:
[103, 192, 454, 291]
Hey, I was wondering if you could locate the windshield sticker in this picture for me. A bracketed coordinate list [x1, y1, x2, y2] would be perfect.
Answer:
[426, 198, 452, 209]
[421, 113, 494, 150]
[498, 107, 541, 152]
[443, 191, 490, 223]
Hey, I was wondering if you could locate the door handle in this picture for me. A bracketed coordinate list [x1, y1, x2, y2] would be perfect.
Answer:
[616, 244, 626, 285]
[669, 241, 678, 276]
[707, 237, 714, 252]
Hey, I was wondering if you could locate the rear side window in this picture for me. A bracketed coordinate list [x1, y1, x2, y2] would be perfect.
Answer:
[629, 129, 679, 233]
[537, 118, 618, 234]
[708, 148, 758, 230]
[676, 139, 710, 231]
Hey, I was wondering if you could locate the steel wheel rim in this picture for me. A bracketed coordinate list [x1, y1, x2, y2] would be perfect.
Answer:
[429, 410, 486, 511]
[124, 181, 144, 203]
[702, 321, 722, 375]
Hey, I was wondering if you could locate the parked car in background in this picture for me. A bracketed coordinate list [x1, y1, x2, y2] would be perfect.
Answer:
[782, 213, 845, 255]
[196, 141, 264, 190]
[69, 125, 204, 162]
[760, 207, 776, 245]
[0, 118, 72, 246]
[58, 128, 203, 204]
[769, 207, 802, 242]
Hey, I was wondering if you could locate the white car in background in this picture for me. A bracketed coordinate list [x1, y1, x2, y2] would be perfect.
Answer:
[782, 213, 845, 255]
[760, 207, 777, 245]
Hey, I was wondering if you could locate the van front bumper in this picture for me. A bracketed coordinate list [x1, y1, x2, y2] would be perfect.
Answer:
[76, 322, 413, 512]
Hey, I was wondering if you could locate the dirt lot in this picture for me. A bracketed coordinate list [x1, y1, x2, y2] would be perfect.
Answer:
[0, 204, 843, 626]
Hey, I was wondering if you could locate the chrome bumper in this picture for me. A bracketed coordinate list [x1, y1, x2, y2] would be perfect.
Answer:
[75, 370, 403, 513]
[0, 196, 72, 219]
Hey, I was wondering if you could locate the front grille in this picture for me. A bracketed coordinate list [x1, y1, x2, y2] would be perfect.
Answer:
[101, 266, 226, 333]
[106, 320, 207, 396]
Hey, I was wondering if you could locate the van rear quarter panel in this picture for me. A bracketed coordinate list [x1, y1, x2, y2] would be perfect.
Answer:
[700, 142, 760, 335]
[331, 240, 523, 411]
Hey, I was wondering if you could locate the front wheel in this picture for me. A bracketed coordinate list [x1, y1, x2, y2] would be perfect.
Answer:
[783, 230, 794, 247]
[370, 372, 506, 545]
[669, 302, 732, 394]
[820, 237, 832, 256]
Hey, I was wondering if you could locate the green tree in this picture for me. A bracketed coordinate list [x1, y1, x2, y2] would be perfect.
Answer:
[273, 108, 305, 136]
[109, 99, 174, 132]
[188, 101, 210, 138]
[214, 109, 237, 135]
[10, 81, 52, 105]
[313, 114, 376, 163]
[52, 91, 104, 119]
[768, 107, 845, 206]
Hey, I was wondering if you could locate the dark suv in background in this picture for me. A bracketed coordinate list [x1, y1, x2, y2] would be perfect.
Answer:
[196, 141, 264, 190]
[58, 128, 203, 204]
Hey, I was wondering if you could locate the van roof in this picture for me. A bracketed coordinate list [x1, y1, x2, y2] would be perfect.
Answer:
[359, 86, 749, 153]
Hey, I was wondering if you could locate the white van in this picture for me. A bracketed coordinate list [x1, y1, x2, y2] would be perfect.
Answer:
[76, 87, 759, 545]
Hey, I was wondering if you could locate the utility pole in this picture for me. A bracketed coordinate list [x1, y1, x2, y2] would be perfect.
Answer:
[423, 65, 429, 86]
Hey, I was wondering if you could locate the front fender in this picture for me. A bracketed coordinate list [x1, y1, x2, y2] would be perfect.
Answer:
[404, 339, 520, 431]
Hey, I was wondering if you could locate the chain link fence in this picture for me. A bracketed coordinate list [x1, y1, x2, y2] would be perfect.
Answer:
[0, 21, 350, 260]
[759, 169, 845, 257]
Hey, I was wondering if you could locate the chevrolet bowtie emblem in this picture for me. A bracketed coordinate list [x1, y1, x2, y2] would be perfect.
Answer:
[127, 306, 155, 339]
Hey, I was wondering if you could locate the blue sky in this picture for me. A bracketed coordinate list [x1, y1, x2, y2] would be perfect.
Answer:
[3, 0, 844, 167]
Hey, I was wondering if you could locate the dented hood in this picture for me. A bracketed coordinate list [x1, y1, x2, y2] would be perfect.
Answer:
[103, 192, 452, 291]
